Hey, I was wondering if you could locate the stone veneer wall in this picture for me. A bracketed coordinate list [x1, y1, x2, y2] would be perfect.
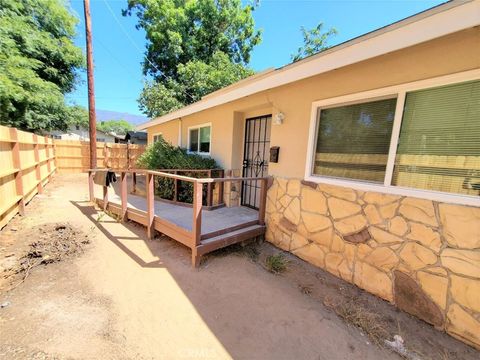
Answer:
[265, 177, 480, 349]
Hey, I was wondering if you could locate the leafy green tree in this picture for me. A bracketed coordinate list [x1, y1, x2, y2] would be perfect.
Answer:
[0, 0, 84, 133]
[97, 119, 134, 135]
[65, 104, 89, 128]
[139, 51, 254, 117]
[124, 0, 261, 79]
[124, 0, 261, 117]
[291, 22, 337, 62]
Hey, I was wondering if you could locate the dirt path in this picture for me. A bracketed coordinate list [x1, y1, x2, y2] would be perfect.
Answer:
[0, 174, 477, 359]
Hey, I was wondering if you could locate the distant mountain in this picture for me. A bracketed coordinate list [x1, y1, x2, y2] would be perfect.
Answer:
[96, 109, 148, 127]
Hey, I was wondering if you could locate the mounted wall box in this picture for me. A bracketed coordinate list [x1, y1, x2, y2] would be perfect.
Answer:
[270, 146, 280, 163]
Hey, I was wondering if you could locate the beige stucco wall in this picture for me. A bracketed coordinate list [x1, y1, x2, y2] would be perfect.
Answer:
[148, 119, 180, 146]
[147, 28, 480, 176]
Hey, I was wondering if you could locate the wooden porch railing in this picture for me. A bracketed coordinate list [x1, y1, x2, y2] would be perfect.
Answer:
[131, 169, 225, 209]
[88, 168, 267, 267]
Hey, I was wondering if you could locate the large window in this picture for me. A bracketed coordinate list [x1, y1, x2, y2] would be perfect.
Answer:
[307, 75, 480, 204]
[188, 124, 211, 154]
[392, 80, 480, 196]
[314, 98, 396, 182]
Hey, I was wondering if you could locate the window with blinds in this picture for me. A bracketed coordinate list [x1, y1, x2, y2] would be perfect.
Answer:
[314, 98, 397, 182]
[392, 80, 480, 196]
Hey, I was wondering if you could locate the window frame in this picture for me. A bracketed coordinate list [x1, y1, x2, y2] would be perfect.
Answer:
[187, 123, 212, 155]
[152, 132, 163, 144]
[304, 69, 480, 207]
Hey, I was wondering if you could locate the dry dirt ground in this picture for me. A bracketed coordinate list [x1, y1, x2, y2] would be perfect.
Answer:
[0, 174, 479, 360]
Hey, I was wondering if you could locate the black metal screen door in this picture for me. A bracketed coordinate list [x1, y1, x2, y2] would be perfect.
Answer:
[241, 115, 272, 209]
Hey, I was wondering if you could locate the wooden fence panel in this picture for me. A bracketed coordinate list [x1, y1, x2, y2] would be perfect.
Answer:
[54, 140, 146, 173]
[0, 125, 56, 229]
[0, 126, 146, 228]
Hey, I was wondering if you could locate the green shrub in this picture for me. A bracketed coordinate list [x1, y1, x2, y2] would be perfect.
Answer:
[138, 136, 220, 203]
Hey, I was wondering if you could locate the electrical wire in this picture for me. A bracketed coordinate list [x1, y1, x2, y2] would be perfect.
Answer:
[101, 0, 196, 102]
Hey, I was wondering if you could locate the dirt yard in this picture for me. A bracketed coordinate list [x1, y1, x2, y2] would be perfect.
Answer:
[0, 174, 478, 360]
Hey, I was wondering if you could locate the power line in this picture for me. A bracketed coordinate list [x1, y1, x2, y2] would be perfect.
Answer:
[100, 0, 196, 102]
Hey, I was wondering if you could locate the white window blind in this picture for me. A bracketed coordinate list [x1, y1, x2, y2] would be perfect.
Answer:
[392, 80, 480, 196]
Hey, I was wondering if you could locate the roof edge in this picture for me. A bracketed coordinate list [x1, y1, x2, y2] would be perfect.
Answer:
[138, 0, 479, 130]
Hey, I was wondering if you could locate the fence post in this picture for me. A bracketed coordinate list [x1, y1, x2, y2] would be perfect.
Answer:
[207, 169, 213, 207]
[33, 134, 43, 194]
[258, 178, 268, 226]
[146, 172, 154, 239]
[46, 137, 52, 181]
[10, 128, 25, 215]
[126, 143, 130, 169]
[52, 139, 57, 173]
[120, 171, 128, 221]
[103, 143, 108, 168]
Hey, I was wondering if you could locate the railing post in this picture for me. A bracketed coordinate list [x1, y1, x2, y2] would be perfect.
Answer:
[258, 178, 268, 226]
[10, 128, 25, 215]
[132, 171, 137, 194]
[192, 181, 203, 267]
[192, 181, 203, 243]
[88, 170, 94, 202]
[120, 171, 128, 221]
[146, 172, 155, 239]
[219, 169, 225, 205]
[174, 170, 178, 203]
[207, 169, 213, 207]
[33, 134, 43, 194]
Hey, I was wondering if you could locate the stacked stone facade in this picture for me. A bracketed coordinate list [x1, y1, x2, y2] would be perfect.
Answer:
[265, 177, 480, 349]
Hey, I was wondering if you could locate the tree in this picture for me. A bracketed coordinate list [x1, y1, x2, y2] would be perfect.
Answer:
[124, 0, 261, 79]
[65, 105, 89, 128]
[97, 119, 134, 135]
[124, 0, 261, 117]
[139, 51, 254, 117]
[291, 22, 337, 62]
[0, 0, 84, 133]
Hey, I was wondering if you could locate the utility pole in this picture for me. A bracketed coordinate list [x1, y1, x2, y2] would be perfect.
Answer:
[84, 0, 97, 170]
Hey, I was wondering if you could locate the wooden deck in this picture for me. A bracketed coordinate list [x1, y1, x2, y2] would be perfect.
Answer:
[89, 169, 267, 266]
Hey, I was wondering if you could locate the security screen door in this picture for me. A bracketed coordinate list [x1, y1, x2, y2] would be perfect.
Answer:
[241, 115, 272, 209]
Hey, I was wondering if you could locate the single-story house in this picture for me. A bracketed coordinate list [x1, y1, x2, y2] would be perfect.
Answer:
[113, 131, 147, 145]
[138, 1, 480, 348]
[49, 125, 116, 143]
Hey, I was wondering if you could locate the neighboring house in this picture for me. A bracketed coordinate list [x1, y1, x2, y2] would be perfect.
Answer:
[113, 131, 147, 145]
[49, 125, 115, 143]
[138, 1, 480, 348]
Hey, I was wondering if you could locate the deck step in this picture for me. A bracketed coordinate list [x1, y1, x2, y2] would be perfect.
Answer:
[196, 224, 265, 256]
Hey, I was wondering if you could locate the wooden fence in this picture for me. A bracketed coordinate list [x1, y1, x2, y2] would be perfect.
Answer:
[55, 140, 146, 173]
[0, 125, 146, 228]
[0, 126, 56, 228]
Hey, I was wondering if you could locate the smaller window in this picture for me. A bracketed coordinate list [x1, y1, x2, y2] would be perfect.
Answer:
[153, 134, 162, 143]
[189, 125, 211, 154]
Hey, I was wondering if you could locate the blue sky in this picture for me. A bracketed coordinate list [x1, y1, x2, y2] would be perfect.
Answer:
[67, 0, 444, 117]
